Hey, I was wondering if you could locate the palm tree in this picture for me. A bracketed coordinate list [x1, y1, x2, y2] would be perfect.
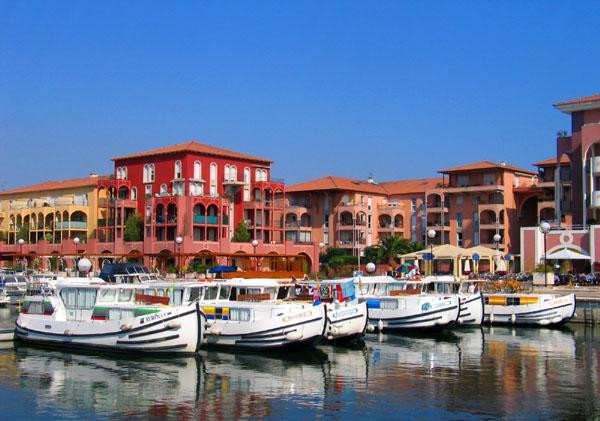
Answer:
[377, 235, 422, 266]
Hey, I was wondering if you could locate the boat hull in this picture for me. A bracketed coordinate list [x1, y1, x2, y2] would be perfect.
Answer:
[362, 296, 461, 331]
[323, 301, 368, 343]
[202, 306, 326, 351]
[15, 304, 203, 354]
[457, 292, 484, 326]
[483, 293, 576, 326]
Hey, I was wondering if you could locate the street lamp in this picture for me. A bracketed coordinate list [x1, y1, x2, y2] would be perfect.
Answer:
[540, 222, 551, 287]
[427, 229, 436, 275]
[73, 237, 81, 276]
[17, 238, 25, 270]
[493, 233, 502, 274]
[251, 239, 259, 271]
[175, 236, 183, 276]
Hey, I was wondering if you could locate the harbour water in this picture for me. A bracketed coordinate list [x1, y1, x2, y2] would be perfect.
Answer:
[0, 304, 598, 420]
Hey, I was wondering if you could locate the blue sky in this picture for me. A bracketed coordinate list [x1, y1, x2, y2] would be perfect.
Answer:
[1, 1, 599, 189]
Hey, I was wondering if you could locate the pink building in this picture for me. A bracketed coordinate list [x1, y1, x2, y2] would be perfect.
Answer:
[520, 93, 600, 272]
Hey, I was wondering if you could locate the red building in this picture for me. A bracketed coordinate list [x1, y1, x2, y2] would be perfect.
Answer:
[111, 141, 318, 271]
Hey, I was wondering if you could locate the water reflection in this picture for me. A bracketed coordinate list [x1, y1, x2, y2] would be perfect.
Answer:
[0, 325, 597, 419]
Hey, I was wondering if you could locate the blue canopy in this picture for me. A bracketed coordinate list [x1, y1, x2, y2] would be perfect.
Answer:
[208, 265, 237, 273]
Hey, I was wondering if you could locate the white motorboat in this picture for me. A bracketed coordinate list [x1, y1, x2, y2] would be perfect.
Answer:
[296, 278, 367, 343]
[463, 280, 576, 326]
[354, 276, 460, 331]
[15, 278, 203, 354]
[137, 279, 326, 351]
[424, 276, 484, 326]
[1, 274, 28, 304]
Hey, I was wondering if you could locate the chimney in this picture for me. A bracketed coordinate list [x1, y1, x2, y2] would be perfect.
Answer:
[367, 173, 375, 184]
[499, 161, 507, 166]
[89, 172, 98, 178]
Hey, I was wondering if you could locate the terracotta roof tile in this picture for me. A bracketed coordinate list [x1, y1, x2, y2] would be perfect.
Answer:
[287, 176, 388, 194]
[380, 178, 443, 195]
[554, 93, 600, 107]
[533, 156, 570, 167]
[112, 140, 272, 164]
[438, 161, 536, 175]
[0, 176, 101, 196]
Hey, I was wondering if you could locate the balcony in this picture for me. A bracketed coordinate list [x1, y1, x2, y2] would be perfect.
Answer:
[377, 203, 404, 211]
[98, 198, 117, 207]
[426, 222, 450, 231]
[55, 221, 88, 230]
[442, 184, 504, 193]
[336, 238, 367, 248]
[193, 215, 228, 225]
[479, 223, 505, 230]
[477, 203, 504, 214]
[426, 205, 449, 213]
[378, 224, 403, 232]
[97, 218, 116, 226]
[285, 222, 312, 230]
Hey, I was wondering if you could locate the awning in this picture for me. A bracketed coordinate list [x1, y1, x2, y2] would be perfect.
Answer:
[546, 248, 591, 260]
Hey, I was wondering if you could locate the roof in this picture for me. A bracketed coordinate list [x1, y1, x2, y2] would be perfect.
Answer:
[0, 176, 100, 197]
[112, 140, 272, 164]
[400, 244, 468, 259]
[287, 176, 388, 194]
[533, 155, 570, 167]
[380, 178, 443, 195]
[438, 161, 536, 176]
[554, 93, 600, 114]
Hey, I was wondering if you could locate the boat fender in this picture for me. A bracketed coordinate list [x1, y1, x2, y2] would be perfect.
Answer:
[286, 331, 302, 341]
[166, 320, 181, 330]
[120, 323, 132, 331]
[64, 329, 72, 336]
[490, 312, 494, 324]
[366, 324, 375, 333]
[205, 320, 214, 328]
[377, 319, 384, 332]
[538, 319, 550, 326]
[511, 313, 516, 324]
[551, 316, 562, 324]
[210, 328, 222, 336]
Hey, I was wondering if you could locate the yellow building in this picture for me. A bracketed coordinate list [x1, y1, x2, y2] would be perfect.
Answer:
[0, 175, 101, 245]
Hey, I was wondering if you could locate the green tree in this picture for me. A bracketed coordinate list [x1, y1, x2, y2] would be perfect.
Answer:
[123, 213, 143, 242]
[16, 225, 29, 241]
[232, 220, 251, 242]
[377, 235, 424, 265]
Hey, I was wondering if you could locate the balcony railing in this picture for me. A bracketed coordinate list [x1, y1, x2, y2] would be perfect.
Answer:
[193, 215, 223, 225]
[55, 221, 88, 230]
[97, 218, 116, 226]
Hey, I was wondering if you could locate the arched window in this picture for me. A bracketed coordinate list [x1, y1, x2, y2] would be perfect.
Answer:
[210, 163, 218, 197]
[230, 165, 237, 182]
[255, 168, 260, 182]
[131, 187, 137, 200]
[143, 165, 149, 182]
[160, 184, 168, 196]
[243, 167, 250, 201]
[194, 161, 201, 179]
[174, 161, 182, 179]
[150, 164, 155, 182]
[261, 169, 267, 181]
[224, 165, 231, 182]
[123, 167, 127, 179]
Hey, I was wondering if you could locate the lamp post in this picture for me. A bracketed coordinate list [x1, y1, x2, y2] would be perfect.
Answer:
[540, 222, 551, 287]
[252, 239, 259, 270]
[493, 233, 501, 274]
[73, 237, 81, 276]
[427, 229, 436, 275]
[175, 236, 183, 276]
[18, 238, 25, 271]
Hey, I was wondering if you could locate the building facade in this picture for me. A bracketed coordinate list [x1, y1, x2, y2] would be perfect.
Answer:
[0, 141, 319, 272]
[520, 93, 600, 272]
[286, 176, 441, 255]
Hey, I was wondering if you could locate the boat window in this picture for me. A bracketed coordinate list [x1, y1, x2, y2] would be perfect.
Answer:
[380, 299, 399, 310]
[77, 289, 97, 309]
[168, 289, 183, 306]
[117, 288, 134, 302]
[144, 289, 155, 296]
[229, 308, 251, 321]
[188, 287, 201, 302]
[277, 286, 290, 300]
[219, 286, 231, 300]
[264, 287, 276, 298]
[97, 289, 117, 303]
[108, 308, 135, 321]
[205, 287, 219, 300]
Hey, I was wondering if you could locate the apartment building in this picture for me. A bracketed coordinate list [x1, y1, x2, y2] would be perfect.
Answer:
[286, 176, 441, 255]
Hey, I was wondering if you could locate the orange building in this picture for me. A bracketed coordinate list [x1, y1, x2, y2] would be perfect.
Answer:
[286, 176, 441, 255]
